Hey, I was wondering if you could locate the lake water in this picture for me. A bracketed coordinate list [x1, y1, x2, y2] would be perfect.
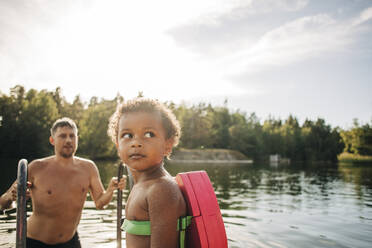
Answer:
[1, 160, 372, 248]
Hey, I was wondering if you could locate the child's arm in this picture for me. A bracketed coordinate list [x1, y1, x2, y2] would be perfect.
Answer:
[147, 179, 186, 248]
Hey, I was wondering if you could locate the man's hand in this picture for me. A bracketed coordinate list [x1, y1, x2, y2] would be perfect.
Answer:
[107, 176, 127, 193]
[8, 181, 17, 202]
[1, 181, 17, 210]
[5, 181, 32, 201]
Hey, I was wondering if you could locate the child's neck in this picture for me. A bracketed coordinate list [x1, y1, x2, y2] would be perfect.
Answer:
[131, 162, 168, 183]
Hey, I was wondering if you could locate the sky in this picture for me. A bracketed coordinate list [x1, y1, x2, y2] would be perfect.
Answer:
[0, 0, 371, 129]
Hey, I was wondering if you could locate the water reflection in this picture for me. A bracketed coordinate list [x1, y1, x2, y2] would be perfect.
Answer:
[166, 161, 372, 248]
[1, 159, 372, 248]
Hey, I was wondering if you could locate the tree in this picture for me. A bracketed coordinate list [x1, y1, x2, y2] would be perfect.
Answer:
[341, 120, 372, 155]
[229, 112, 262, 160]
[302, 118, 342, 162]
[174, 103, 213, 148]
[0, 87, 58, 158]
[280, 115, 303, 161]
[78, 98, 117, 159]
[208, 106, 231, 149]
[18, 90, 59, 157]
[262, 117, 284, 157]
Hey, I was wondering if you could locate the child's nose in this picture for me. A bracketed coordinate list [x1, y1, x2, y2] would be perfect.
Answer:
[131, 137, 142, 148]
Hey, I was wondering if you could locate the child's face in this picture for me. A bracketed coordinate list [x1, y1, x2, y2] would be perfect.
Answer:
[116, 111, 173, 171]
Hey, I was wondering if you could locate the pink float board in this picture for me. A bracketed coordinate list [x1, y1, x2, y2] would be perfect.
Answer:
[175, 171, 228, 248]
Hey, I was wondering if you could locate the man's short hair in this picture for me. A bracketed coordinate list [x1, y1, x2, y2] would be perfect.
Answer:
[50, 117, 78, 136]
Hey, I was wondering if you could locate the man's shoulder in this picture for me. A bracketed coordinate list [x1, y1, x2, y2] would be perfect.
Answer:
[73, 157, 98, 173]
[28, 156, 54, 168]
[74, 156, 95, 166]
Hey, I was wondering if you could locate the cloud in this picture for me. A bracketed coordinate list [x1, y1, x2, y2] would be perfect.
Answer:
[241, 0, 309, 14]
[167, 0, 309, 56]
[0, 0, 90, 82]
[224, 14, 346, 75]
[352, 7, 372, 26]
[168, 2, 372, 79]
[224, 7, 372, 77]
[188, 0, 309, 24]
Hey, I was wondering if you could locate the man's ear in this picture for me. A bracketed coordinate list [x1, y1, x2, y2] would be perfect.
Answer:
[49, 136, 55, 146]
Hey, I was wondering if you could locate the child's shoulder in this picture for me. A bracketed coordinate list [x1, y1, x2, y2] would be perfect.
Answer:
[148, 176, 179, 193]
[146, 176, 183, 202]
[144, 175, 186, 217]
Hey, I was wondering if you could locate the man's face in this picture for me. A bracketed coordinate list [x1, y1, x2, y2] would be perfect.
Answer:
[50, 126, 78, 158]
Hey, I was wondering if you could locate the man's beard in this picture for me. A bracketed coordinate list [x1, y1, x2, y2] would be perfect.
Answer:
[60, 148, 74, 158]
[61, 152, 73, 158]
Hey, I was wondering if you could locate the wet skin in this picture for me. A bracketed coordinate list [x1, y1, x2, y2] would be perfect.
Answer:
[27, 126, 125, 244]
[116, 112, 186, 248]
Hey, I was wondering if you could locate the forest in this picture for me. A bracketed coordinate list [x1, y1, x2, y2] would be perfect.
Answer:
[1, 85, 371, 163]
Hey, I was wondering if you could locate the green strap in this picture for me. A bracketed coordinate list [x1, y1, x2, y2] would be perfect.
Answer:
[122, 219, 151, 235]
[177, 216, 192, 248]
[122, 216, 192, 248]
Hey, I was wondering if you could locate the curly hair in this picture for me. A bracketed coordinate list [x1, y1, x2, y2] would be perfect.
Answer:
[108, 98, 181, 147]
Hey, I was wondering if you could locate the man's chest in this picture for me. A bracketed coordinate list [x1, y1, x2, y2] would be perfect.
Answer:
[31, 168, 90, 202]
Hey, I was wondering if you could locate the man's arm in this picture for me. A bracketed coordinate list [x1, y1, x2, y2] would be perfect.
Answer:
[0, 181, 16, 210]
[89, 162, 126, 209]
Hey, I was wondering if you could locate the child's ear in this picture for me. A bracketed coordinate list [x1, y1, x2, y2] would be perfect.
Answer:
[164, 138, 174, 157]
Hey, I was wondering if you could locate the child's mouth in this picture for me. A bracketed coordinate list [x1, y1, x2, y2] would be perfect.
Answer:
[129, 153, 145, 159]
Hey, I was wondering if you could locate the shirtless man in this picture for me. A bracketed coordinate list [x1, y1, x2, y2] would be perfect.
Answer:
[25, 117, 126, 248]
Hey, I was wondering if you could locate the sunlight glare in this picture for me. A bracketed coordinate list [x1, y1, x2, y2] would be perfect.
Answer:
[25, 0, 247, 102]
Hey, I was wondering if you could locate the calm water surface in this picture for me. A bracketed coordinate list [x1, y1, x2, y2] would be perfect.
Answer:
[1, 160, 372, 248]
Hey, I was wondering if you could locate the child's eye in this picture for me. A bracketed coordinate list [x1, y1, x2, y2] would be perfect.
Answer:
[144, 132, 155, 138]
[121, 133, 132, 139]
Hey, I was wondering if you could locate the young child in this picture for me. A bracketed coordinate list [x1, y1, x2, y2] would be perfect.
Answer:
[108, 98, 187, 248]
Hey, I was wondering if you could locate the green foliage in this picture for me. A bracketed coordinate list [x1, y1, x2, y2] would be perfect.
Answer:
[209, 106, 231, 149]
[229, 112, 263, 161]
[78, 97, 117, 159]
[301, 119, 343, 162]
[340, 120, 372, 156]
[262, 117, 284, 156]
[174, 103, 213, 149]
[280, 115, 302, 160]
[0, 85, 359, 163]
[338, 152, 372, 163]
[0, 86, 59, 158]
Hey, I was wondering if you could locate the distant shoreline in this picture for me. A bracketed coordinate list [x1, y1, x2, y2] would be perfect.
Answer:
[168, 159, 253, 164]
[168, 148, 252, 164]
[338, 152, 372, 164]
